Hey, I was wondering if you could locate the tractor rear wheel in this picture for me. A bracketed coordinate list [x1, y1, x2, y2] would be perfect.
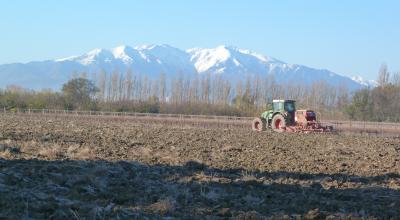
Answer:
[272, 114, 286, 132]
[252, 118, 266, 131]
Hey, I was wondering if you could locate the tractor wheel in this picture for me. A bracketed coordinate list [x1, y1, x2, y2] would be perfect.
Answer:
[272, 114, 286, 132]
[252, 118, 266, 131]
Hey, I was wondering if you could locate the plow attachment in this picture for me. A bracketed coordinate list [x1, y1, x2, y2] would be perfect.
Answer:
[252, 117, 334, 133]
[283, 122, 334, 133]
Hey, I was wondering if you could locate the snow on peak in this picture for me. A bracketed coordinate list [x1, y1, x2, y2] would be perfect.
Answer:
[352, 76, 378, 87]
[87, 48, 104, 55]
[112, 45, 135, 64]
[112, 45, 131, 53]
[186, 45, 285, 73]
[134, 44, 157, 50]
[84, 49, 111, 65]
[134, 44, 175, 51]
[55, 49, 106, 64]
[238, 48, 276, 63]
[188, 45, 232, 73]
[233, 58, 241, 67]
[55, 55, 79, 62]
[352, 76, 364, 83]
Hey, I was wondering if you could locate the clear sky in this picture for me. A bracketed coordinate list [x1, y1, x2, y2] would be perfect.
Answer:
[1, 0, 399, 80]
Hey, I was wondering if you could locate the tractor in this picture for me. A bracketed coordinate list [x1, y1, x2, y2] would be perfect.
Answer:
[252, 100, 333, 133]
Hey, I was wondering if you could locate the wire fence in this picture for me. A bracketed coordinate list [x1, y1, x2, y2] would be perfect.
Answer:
[1, 108, 400, 136]
[0, 108, 253, 130]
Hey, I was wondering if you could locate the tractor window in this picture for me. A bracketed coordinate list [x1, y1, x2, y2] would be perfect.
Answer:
[273, 102, 283, 111]
[284, 102, 295, 112]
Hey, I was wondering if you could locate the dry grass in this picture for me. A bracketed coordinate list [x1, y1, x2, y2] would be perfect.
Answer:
[67, 145, 95, 160]
[38, 144, 63, 159]
[146, 199, 175, 215]
[0, 143, 20, 158]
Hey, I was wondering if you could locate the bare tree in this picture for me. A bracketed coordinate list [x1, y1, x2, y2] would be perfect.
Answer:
[118, 73, 125, 101]
[234, 80, 243, 108]
[189, 74, 200, 104]
[391, 72, 400, 86]
[159, 72, 166, 103]
[151, 79, 159, 99]
[97, 70, 107, 101]
[222, 79, 232, 106]
[125, 69, 133, 101]
[110, 70, 120, 102]
[377, 63, 390, 86]
[201, 74, 211, 104]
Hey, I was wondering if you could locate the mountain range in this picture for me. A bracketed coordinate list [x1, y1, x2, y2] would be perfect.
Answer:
[0, 44, 375, 90]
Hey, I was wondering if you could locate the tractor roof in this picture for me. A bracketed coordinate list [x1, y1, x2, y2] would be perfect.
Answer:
[272, 99, 296, 103]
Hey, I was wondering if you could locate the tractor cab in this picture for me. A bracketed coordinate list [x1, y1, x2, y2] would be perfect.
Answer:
[272, 100, 296, 113]
[272, 100, 296, 125]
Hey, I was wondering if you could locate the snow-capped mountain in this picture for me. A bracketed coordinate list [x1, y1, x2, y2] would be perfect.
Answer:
[56, 44, 197, 79]
[351, 76, 378, 87]
[0, 44, 367, 90]
[188, 46, 282, 77]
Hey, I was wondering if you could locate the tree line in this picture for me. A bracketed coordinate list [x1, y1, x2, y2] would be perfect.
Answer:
[346, 64, 400, 122]
[0, 64, 399, 121]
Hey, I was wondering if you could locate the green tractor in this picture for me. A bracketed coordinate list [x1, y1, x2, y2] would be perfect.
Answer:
[252, 100, 296, 132]
[252, 99, 333, 133]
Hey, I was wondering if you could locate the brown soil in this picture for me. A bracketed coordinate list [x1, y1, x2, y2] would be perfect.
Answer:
[0, 114, 399, 219]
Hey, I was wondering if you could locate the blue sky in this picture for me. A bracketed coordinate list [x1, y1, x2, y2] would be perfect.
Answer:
[1, 0, 399, 80]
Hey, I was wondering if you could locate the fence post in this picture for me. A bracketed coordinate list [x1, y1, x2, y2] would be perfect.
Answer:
[364, 121, 366, 133]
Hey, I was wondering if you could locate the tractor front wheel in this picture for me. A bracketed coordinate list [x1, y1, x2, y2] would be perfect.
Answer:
[252, 118, 266, 131]
[272, 114, 286, 132]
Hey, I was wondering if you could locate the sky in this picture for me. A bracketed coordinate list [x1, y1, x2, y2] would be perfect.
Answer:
[0, 0, 399, 80]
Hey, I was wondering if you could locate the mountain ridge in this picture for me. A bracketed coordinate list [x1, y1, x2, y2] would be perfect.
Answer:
[0, 44, 375, 90]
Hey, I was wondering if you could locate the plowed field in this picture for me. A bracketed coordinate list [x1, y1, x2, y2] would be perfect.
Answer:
[0, 115, 399, 219]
